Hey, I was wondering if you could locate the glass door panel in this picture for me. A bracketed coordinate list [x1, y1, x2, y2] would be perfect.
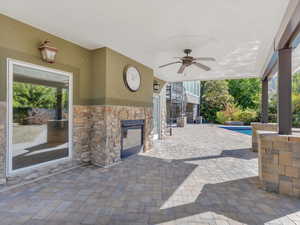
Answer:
[8, 61, 72, 173]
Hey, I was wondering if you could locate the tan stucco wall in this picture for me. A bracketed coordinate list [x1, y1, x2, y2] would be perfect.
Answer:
[91, 48, 107, 105]
[0, 14, 155, 107]
[0, 14, 93, 105]
[105, 48, 154, 106]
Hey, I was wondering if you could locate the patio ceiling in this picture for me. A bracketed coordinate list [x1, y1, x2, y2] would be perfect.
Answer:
[0, 0, 298, 82]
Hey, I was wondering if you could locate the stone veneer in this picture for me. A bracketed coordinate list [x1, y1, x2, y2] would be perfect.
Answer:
[0, 104, 153, 186]
[160, 104, 168, 138]
[158, 86, 168, 139]
[73, 105, 93, 163]
[89, 105, 153, 167]
[0, 102, 6, 184]
[257, 130, 300, 197]
[251, 123, 277, 152]
[74, 105, 154, 167]
[177, 117, 187, 127]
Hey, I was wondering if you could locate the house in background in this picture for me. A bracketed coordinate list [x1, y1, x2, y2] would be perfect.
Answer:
[166, 81, 201, 125]
[183, 81, 201, 123]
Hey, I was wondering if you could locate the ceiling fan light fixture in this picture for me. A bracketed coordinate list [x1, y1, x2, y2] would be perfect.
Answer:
[159, 49, 215, 74]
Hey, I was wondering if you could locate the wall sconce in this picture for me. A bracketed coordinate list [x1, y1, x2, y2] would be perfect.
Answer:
[39, 40, 58, 63]
[153, 80, 160, 91]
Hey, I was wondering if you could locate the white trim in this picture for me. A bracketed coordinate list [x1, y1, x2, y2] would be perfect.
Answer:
[152, 95, 161, 140]
[185, 91, 200, 98]
[6, 58, 73, 176]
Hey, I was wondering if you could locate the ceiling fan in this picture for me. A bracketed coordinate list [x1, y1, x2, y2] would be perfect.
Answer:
[159, 49, 216, 74]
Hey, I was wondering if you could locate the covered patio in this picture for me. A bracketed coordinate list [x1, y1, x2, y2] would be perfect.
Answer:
[2, 125, 300, 225]
[1, 1, 300, 224]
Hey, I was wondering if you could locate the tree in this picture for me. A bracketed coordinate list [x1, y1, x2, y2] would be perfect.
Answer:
[293, 73, 300, 94]
[227, 78, 261, 110]
[13, 82, 57, 109]
[200, 80, 233, 122]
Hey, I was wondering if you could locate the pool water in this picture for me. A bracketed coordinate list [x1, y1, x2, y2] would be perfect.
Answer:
[219, 126, 252, 135]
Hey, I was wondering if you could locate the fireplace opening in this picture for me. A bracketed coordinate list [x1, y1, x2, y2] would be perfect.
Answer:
[121, 120, 144, 159]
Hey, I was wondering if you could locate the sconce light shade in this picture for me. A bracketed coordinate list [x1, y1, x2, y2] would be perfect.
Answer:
[39, 41, 58, 63]
[153, 81, 160, 91]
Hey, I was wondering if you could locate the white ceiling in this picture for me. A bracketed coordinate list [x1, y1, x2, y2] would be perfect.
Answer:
[0, 0, 295, 82]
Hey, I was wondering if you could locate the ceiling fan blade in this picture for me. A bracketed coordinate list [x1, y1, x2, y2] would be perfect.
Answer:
[193, 62, 211, 71]
[159, 61, 181, 68]
[178, 64, 186, 74]
[193, 57, 216, 61]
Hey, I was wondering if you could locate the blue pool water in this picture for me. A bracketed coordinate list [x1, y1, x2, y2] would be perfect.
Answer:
[219, 126, 252, 135]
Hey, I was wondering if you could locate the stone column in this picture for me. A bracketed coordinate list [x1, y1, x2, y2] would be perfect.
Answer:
[257, 131, 300, 197]
[251, 122, 277, 152]
[0, 102, 6, 184]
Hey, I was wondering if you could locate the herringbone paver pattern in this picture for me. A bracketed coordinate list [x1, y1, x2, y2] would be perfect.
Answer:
[0, 125, 300, 225]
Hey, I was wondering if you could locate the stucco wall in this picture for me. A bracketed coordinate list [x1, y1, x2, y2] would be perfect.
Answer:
[0, 13, 93, 105]
[0, 14, 155, 106]
[91, 48, 107, 105]
[105, 48, 154, 106]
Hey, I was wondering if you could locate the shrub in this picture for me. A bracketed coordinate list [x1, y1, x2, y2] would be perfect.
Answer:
[216, 111, 229, 124]
[216, 104, 239, 124]
[236, 109, 257, 125]
[293, 94, 300, 114]
[293, 114, 300, 128]
[216, 105, 257, 125]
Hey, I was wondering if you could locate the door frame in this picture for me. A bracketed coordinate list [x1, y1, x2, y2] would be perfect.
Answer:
[6, 58, 73, 175]
[153, 95, 161, 140]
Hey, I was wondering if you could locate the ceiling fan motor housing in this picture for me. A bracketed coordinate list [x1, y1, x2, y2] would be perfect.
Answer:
[184, 49, 192, 55]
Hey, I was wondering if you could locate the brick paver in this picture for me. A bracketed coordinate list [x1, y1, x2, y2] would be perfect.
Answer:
[1, 125, 300, 225]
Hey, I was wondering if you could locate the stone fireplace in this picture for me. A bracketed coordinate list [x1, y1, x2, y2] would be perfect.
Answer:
[82, 105, 153, 167]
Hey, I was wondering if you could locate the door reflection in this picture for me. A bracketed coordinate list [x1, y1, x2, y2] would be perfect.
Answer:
[11, 64, 71, 170]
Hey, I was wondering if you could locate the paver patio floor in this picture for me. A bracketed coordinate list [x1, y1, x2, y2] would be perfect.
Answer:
[1, 125, 300, 225]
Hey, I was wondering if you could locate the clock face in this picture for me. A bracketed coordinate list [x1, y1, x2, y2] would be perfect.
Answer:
[124, 66, 141, 92]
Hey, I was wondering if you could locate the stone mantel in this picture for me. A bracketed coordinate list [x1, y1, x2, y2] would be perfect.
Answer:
[257, 130, 300, 197]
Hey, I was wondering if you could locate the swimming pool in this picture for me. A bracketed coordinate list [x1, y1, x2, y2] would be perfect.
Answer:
[219, 126, 252, 135]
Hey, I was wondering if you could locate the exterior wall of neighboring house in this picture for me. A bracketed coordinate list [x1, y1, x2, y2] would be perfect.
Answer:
[183, 81, 201, 123]
[0, 13, 157, 186]
[166, 82, 185, 123]
[166, 80, 201, 124]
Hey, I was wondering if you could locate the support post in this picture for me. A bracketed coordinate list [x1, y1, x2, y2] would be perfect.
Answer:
[278, 48, 292, 135]
[261, 78, 269, 123]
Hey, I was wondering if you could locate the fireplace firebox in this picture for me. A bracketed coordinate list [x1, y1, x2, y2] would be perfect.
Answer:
[121, 120, 144, 159]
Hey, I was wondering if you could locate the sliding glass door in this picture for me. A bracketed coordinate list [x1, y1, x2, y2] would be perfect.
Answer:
[7, 59, 72, 174]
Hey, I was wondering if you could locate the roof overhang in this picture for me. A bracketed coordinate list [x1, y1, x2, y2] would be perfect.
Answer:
[261, 0, 300, 80]
[0, 0, 299, 82]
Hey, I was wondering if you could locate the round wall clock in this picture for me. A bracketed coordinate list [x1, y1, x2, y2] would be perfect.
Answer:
[123, 65, 141, 92]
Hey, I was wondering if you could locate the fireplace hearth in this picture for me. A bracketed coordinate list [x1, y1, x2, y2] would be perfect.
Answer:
[121, 120, 144, 159]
